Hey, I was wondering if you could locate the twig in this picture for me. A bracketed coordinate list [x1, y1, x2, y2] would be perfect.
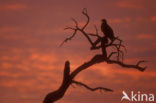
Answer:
[108, 52, 117, 59]
[59, 29, 77, 47]
[82, 8, 89, 30]
[71, 18, 78, 28]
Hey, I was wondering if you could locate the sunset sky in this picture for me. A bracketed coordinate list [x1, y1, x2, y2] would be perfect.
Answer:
[0, 0, 156, 103]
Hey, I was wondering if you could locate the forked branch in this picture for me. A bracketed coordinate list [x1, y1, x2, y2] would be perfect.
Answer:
[107, 59, 147, 72]
[59, 28, 77, 47]
[60, 8, 94, 47]
[72, 80, 113, 92]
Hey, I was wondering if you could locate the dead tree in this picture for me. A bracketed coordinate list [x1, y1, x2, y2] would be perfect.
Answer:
[43, 8, 147, 103]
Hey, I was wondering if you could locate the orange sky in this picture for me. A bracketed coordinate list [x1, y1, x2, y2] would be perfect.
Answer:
[0, 0, 156, 103]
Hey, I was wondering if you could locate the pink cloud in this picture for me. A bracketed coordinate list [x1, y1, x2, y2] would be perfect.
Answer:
[137, 34, 156, 39]
[0, 26, 20, 33]
[117, 0, 144, 9]
[0, 3, 27, 10]
[151, 16, 156, 22]
[108, 17, 131, 23]
[135, 17, 149, 22]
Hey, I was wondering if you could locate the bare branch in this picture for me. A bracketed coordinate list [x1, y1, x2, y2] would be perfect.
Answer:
[59, 29, 77, 47]
[60, 8, 94, 47]
[70, 55, 105, 79]
[71, 18, 78, 28]
[104, 37, 126, 61]
[88, 33, 100, 38]
[136, 60, 146, 66]
[108, 52, 117, 59]
[87, 25, 101, 38]
[119, 50, 124, 62]
[71, 54, 146, 81]
[64, 26, 75, 30]
[90, 45, 101, 50]
[88, 33, 98, 37]
[72, 80, 113, 92]
[82, 8, 89, 30]
[94, 25, 98, 34]
[107, 59, 147, 72]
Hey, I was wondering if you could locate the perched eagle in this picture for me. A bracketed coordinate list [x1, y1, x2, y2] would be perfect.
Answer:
[101, 19, 115, 42]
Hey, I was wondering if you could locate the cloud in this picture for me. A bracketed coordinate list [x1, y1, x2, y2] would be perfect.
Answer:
[0, 3, 27, 10]
[137, 34, 156, 39]
[0, 48, 63, 103]
[0, 26, 26, 40]
[0, 26, 20, 33]
[135, 17, 149, 22]
[117, 0, 144, 9]
[151, 16, 156, 22]
[108, 17, 131, 23]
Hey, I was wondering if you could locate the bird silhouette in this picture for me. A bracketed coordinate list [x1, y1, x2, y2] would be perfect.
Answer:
[101, 19, 115, 42]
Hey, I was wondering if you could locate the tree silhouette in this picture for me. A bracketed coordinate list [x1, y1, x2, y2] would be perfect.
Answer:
[43, 8, 147, 103]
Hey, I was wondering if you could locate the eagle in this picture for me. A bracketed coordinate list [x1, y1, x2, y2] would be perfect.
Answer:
[101, 19, 115, 42]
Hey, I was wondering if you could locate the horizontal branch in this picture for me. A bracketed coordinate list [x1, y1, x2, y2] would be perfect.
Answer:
[88, 33, 99, 37]
[71, 54, 146, 80]
[107, 59, 147, 72]
[72, 80, 113, 92]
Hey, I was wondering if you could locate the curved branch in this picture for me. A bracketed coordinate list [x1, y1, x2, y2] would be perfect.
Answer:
[59, 29, 77, 47]
[87, 25, 101, 38]
[82, 8, 89, 30]
[70, 55, 105, 79]
[108, 52, 117, 59]
[137, 60, 146, 66]
[72, 80, 113, 92]
[60, 8, 94, 47]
